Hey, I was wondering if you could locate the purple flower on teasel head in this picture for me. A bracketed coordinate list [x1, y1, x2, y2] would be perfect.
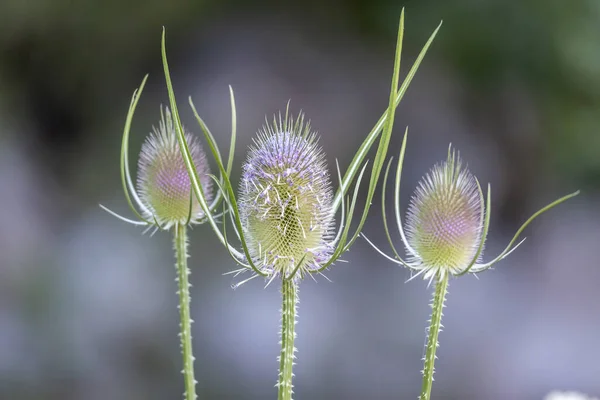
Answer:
[405, 149, 483, 278]
[238, 113, 334, 280]
[137, 107, 212, 229]
[364, 139, 579, 282]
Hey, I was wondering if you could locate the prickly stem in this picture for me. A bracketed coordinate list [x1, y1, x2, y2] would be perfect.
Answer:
[420, 272, 448, 400]
[174, 223, 197, 400]
[277, 279, 298, 400]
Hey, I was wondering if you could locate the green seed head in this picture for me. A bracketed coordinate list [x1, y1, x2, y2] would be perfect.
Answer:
[239, 113, 334, 279]
[406, 149, 483, 276]
[137, 107, 212, 229]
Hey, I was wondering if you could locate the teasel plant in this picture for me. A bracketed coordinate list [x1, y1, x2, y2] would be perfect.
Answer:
[100, 74, 237, 399]
[160, 10, 441, 399]
[362, 139, 579, 400]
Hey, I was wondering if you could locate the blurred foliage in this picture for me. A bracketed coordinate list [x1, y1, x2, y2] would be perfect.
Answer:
[0, 0, 211, 183]
[1, 0, 598, 188]
[369, 0, 600, 187]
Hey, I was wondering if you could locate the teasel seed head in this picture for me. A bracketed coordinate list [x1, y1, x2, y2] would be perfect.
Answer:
[406, 148, 483, 277]
[363, 133, 579, 282]
[137, 107, 213, 229]
[239, 113, 334, 279]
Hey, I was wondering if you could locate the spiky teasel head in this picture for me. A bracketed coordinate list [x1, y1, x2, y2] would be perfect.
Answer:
[100, 74, 216, 234]
[405, 148, 483, 277]
[238, 113, 334, 280]
[137, 107, 212, 229]
[364, 134, 579, 282]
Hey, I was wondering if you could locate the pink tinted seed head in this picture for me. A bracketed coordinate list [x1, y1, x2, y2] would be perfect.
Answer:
[406, 149, 483, 276]
[137, 107, 212, 229]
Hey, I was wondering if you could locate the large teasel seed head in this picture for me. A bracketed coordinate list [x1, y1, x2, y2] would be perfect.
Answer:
[364, 136, 578, 282]
[239, 112, 334, 279]
[406, 148, 483, 276]
[137, 107, 212, 229]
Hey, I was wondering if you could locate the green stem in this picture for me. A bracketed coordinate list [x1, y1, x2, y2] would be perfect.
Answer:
[277, 279, 298, 400]
[420, 272, 449, 400]
[174, 223, 197, 400]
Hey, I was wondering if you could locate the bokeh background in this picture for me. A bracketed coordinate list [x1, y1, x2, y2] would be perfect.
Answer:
[1, 0, 599, 399]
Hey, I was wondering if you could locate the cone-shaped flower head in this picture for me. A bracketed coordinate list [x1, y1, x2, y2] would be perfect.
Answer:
[137, 107, 212, 229]
[239, 113, 334, 279]
[364, 137, 579, 282]
[406, 149, 483, 277]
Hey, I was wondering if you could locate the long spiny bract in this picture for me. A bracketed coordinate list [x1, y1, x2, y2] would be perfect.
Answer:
[137, 107, 213, 230]
[239, 112, 334, 280]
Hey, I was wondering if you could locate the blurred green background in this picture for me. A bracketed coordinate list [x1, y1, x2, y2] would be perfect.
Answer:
[0, 0, 598, 399]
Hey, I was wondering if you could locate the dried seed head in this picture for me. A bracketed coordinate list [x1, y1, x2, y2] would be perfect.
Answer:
[137, 107, 212, 229]
[406, 149, 483, 276]
[239, 113, 334, 278]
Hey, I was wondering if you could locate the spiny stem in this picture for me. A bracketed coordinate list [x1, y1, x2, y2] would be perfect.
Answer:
[278, 279, 298, 400]
[420, 272, 449, 400]
[174, 223, 197, 400]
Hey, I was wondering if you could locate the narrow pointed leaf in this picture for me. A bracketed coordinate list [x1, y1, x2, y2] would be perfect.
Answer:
[332, 18, 442, 213]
